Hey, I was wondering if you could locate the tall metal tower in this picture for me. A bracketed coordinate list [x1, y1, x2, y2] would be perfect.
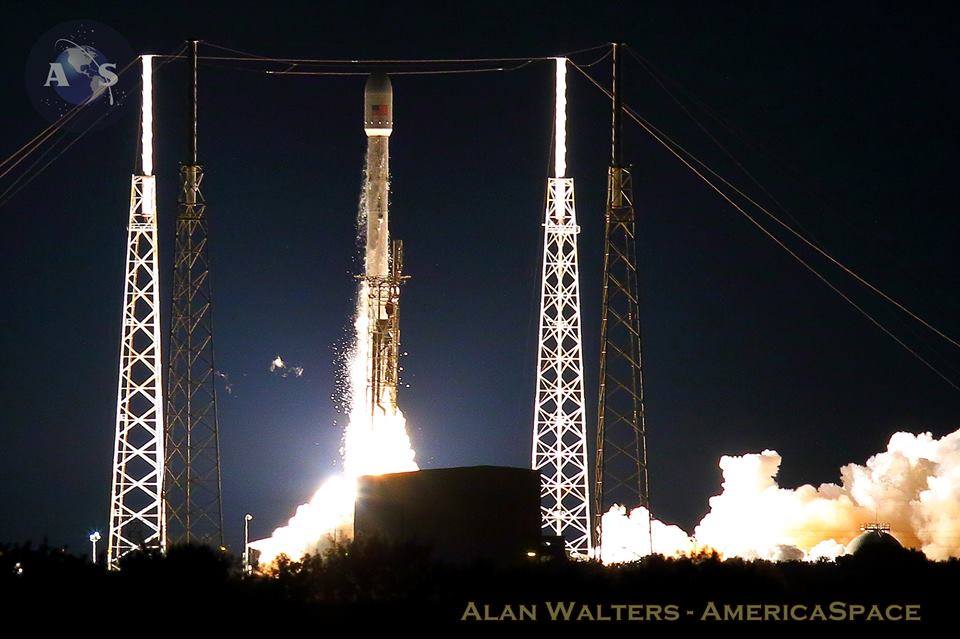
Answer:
[108, 55, 165, 567]
[593, 43, 652, 548]
[532, 58, 591, 557]
[165, 41, 224, 547]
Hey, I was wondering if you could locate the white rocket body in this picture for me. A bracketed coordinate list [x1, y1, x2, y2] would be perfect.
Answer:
[364, 73, 392, 279]
[362, 73, 399, 416]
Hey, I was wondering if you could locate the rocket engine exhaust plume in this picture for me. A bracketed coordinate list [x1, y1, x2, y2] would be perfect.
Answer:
[601, 428, 960, 563]
[251, 74, 417, 566]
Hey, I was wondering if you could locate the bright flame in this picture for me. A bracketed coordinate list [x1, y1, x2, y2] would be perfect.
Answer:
[140, 55, 152, 176]
[600, 428, 960, 562]
[342, 283, 418, 478]
[554, 57, 566, 178]
[251, 154, 417, 567]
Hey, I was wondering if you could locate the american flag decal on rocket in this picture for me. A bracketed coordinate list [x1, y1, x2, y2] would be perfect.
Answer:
[364, 73, 393, 135]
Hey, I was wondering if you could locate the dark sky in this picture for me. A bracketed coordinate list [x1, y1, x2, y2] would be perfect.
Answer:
[2, 1, 958, 554]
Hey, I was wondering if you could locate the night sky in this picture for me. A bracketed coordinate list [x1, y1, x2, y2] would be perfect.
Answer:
[2, 1, 958, 554]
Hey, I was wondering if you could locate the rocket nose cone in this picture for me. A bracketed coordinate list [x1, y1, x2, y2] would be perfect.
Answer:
[364, 72, 393, 134]
[364, 72, 392, 97]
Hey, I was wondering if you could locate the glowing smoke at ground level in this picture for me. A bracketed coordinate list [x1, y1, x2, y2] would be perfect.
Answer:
[250, 283, 418, 567]
[601, 428, 960, 563]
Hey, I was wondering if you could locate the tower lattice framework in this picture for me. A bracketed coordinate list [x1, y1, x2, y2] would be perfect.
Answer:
[532, 176, 592, 556]
[164, 41, 224, 547]
[108, 56, 165, 567]
[593, 44, 651, 549]
[532, 58, 591, 557]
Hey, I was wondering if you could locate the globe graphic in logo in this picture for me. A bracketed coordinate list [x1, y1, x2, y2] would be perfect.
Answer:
[26, 20, 133, 126]
[52, 44, 114, 105]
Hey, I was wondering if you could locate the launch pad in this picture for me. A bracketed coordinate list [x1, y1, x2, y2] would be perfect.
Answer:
[248, 466, 543, 567]
[104, 45, 647, 567]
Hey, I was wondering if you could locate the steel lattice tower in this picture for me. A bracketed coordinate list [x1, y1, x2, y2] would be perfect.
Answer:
[593, 44, 652, 549]
[108, 56, 165, 567]
[532, 59, 591, 557]
[165, 41, 224, 547]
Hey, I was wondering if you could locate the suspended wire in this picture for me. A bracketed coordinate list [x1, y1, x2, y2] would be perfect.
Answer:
[0, 43, 187, 210]
[4, 37, 953, 387]
[192, 41, 611, 65]
[0, 53, 150, 180]
[578, 48, 613, 68]
[580, 56, 960, 353]
[631, 97, 960, 354]
[0, 106, 80, 174]
[158, 42, 611, 80]
[0, 92, 134, 209]
[624, 44, 960, 335]
[0, 90, 101, 180]
[569, 59, 960, 391]
[184, 42, 612, 78]
[625, 44, 851, 216]
[197, 58, 536, 77]
[0, 42, 607, 199]
[0, 58, 138, 202]
[263, 60, 536, 76]
[0, 64, 127, 177]
[622, 45, 821, 245]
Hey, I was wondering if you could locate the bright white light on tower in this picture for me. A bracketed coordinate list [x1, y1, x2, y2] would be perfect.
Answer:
[554, 57, 567, 178]
[141, 55, 153, 176]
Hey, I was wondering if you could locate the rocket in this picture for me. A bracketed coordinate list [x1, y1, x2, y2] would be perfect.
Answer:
[364, 72, 393, 135]
[362, 73, 404, 417]
[363, 73, 393, 278]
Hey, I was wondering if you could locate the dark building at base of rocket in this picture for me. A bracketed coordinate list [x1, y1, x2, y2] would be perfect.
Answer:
[354, 466, 546, 564]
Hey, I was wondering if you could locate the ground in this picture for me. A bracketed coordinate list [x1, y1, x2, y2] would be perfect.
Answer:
[1, 538, 954, 630]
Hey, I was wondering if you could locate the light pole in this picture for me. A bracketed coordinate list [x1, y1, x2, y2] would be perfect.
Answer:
[89, 531, 101, 564]
[243, 514, 253, 574]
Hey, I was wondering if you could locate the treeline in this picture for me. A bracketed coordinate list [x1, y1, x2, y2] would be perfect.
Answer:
[0, 537, 955, 628]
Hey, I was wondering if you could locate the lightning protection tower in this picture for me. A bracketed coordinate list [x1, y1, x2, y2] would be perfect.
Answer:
[164, 41, 224, 547]
[108, 55, 166, 567]
[593, 43, 652, 550]
[532, 58, 591, 557]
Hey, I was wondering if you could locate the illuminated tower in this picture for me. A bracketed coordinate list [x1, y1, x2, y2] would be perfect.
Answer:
[165, 41, 224, 547]
[108, 55, 165, 567]
[594, 44, 651, 548]
[532, 58, 591, 557]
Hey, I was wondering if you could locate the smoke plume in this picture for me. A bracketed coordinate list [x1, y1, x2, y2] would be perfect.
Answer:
[601, 428, 960, 562]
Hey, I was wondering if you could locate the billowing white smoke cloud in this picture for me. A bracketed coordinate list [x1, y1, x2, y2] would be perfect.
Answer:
[602, 429, 960, 563]
[250, 475, 358, 563]
[599, 506, 694, 563]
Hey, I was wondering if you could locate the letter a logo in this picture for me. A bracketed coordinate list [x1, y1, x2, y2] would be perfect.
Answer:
[45, 63, 69, 87]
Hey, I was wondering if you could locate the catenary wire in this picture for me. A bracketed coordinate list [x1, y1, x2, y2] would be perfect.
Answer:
[621, 45, 960, 354]
[0, 44, 187, 209]
[569, 59, 960, 391]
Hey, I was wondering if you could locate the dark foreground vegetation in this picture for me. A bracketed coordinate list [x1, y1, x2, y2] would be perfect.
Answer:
[1, 538, 956, 629]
